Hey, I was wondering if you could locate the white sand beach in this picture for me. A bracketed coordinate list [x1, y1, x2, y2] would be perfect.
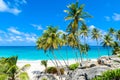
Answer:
[17, 59, 97, 80]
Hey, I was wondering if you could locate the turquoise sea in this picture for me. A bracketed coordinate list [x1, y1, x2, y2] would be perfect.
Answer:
[0, 46, 112, 60]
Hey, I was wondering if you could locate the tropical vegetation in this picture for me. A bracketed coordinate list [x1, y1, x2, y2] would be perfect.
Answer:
[0, 56, 30, 80]
[36, 0, 120, 76]
[92, 68, 120, 80]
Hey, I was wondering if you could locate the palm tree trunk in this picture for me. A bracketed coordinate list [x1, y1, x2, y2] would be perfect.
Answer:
[97, 39, 100, 58]
[107, 46, 110, 56]
[46, 53, 56, 66]
[74, 48, 79, 62]
[52, 50, 62, 80]
[66, 46, 69, 65]
[47, 51, 63, 70]
[79, 51, 82, 62]
[11, 75, 15, 80]
[75, 51, 79, 62]
[58, 50, 68, 68]
[77, 35, 82, 63]
[84, 37, 88, 61]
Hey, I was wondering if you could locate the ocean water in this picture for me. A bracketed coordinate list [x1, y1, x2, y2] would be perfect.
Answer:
[0, 46, 112, 60]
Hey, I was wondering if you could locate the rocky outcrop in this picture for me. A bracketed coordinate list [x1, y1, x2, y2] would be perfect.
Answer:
[66, 56, 120, 80]
[67, 66, 110, 80]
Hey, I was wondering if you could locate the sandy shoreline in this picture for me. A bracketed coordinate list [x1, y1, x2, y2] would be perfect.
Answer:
[17, 59, 97, 80]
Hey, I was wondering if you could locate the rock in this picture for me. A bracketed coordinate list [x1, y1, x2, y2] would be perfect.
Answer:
[32, 74, 57, 80]
[80, 61, 96, 69]
[40, 75, 57, 80]
[70, 66, 110, 80]
[111, 57, 120, 63]
[90, 64, 96, 68]
[85, 66, 110, 79]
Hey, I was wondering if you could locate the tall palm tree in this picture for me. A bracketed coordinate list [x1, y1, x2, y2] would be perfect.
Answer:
[116, 30, 120, 42]
[37, 26, 63, 79]
[0, 56, 30, 80]
[64, 2, 92, 34]
[101, 34, 114, 56]
[64, 1, 92, 62]
[62, 34, 69, 65]
[67, 33, 79, 62]
[91, 28, 102, 58]
[79, 23, 89, 60]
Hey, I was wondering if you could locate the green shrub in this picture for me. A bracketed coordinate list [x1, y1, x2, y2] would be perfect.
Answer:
[60, 68, 64, 75]
[41, 78, 48, 80]
[92, 68, 120, 80]
[46, 67, 64, 75]
[69, 62, 79, 70]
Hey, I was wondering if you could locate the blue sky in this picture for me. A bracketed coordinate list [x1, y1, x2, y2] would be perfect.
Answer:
[0, 0, 120, 46]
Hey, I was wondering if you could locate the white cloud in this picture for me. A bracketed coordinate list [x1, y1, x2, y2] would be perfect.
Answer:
[8, 27, 21, 35]
[31, 24, 43, 30]
[89, 25, 95, 30]
[104, 16, 111, 21]
[112, 13, 120, 21]
[58, 30, 67, 34]
[0, 0, 26, 15]
[0, 26, 38, 44]
[26, 36, 37, 42]
[89, 25, 107, 36]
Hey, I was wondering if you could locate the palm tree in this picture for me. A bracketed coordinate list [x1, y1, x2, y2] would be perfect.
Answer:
[79, 23, 89, 60]
[112, 41, 120, 55]
[37, 26, 63, 79]
[41, 60, 48, 73]
[116, 30, 120, 42]
[64, 1, 92, 35]
[64, 1, 92, 62]
[101, 34, 114, 56]
[67, 33, 79, 62]
[62, 34, 69, 65]
[0, 56, 30, 80]
[91, 28, 102, 58]
[108, 28, 115, 36]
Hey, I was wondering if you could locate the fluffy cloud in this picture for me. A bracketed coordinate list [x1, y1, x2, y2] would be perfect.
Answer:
[26, 36, 37, 42]
[0, 0, 26, 15]
[8, 27, 21, 35]
[112, 13, 120, 21]
[89, 25, 107, 36]
[89, 25, 95, 30]
[0, 27, 38, 43]
[105, 13, 120, 21]
[58, 30, 67, 34]
[31, 24, 43, 30]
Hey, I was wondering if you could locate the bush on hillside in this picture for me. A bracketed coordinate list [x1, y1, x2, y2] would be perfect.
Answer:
[92, 68, 120, 80]
[46, 67, 64, 75]
[69, 62, 79, 70]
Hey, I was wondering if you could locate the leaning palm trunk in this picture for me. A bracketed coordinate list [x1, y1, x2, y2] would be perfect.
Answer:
[79, 51, 83, 62]
[84, 37, 88, 61]
[52, 50, 62, 80]
[74, 48, 79, 62]
[48, 51, 63, 70]
[66, 46, 69, 66]
[46, 52, 56, 66]
[77, 35, 83, 63]
[58, 50, 69, 68]
[107, 46, 110, 56]
[97, 39, 100, 58]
